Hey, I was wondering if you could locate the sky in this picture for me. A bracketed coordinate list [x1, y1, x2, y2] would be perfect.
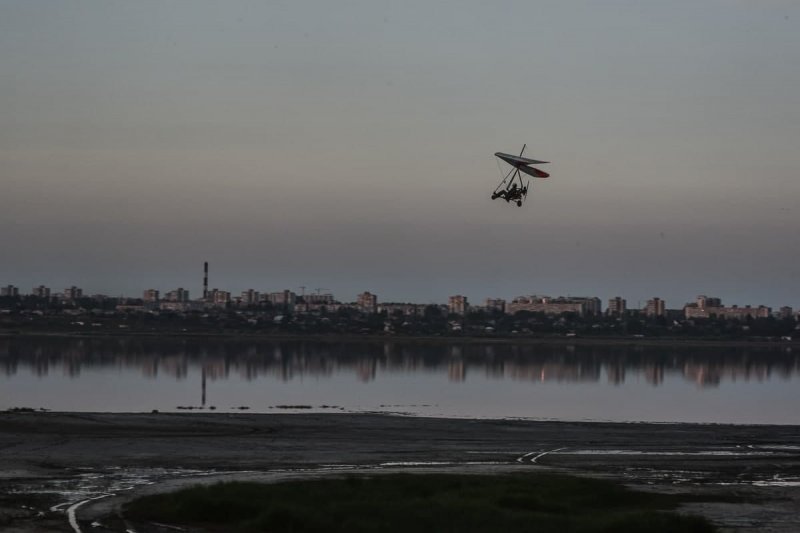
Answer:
[2, 1, 799, 308]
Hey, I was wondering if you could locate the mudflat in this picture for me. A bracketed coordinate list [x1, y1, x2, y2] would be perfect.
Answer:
[1, 412, 799, 531]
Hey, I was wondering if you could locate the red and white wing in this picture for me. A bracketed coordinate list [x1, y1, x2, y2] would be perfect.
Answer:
[517, 165, 550, 179]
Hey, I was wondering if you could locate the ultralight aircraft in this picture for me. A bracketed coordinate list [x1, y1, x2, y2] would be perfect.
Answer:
[491, 145, 550, 206]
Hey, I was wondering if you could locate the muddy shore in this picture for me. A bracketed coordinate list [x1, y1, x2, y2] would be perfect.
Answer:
[2, 412, 799, 531]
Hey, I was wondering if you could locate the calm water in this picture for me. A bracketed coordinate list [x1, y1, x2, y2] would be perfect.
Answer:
[1, 337, 798, 424]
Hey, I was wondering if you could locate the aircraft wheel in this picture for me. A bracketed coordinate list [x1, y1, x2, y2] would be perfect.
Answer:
[516, 200, 522, 207]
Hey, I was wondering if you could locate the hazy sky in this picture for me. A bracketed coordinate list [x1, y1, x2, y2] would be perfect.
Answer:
[2, 1, 799, 308]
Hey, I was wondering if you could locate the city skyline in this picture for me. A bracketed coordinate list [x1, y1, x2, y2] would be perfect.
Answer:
[0, 277, 790, 314]
[3, 2, 800, 308]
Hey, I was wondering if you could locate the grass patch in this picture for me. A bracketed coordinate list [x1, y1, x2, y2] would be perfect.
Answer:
[125, 473, 718, 532]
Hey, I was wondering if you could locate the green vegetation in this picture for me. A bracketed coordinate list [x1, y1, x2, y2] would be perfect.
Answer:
[124, 473, 718, 532]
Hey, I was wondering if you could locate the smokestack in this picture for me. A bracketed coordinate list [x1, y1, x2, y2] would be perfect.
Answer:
[203, 262, 208, 300]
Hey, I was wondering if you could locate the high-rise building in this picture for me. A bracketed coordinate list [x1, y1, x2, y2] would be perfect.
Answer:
[269, 290, 296, 310]
[1, 285, 19, 297]
[685, 296, 771, 320]
[165, 288, 190, 302]
[485, 298, 506, 313]
[357, 291, 378, 313]
[507, 295, 601, 316]
[143, 289, 160, 303]
[240, 289, 260, 305]
[696, 295, 722, 309]
[448, 295, 469, 315]
[210, 290, 230, 306]
[607, 297, 627, 316]
[32, 285, 51, 298]
[645, 297, 666, 317]
[63, 286, 83, 300]
[306, 292, 334, 305]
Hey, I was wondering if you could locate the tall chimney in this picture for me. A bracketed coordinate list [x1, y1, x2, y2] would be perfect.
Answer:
[203, 262, 208, 300]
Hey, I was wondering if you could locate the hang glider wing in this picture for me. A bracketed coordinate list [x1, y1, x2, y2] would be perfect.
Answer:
[517, 165, 550, 179]
[494, 152, 550, 167]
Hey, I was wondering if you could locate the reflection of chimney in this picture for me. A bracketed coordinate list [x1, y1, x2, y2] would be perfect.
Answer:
[203, 262, 208, 300]
[201, 367, 206, 407]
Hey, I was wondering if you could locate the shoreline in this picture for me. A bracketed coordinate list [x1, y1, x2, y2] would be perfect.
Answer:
[7, 406, 800, 428]
[5, 408, 800, 428]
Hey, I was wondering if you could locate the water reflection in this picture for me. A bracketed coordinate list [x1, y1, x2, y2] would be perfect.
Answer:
[0, 337, 797, 388]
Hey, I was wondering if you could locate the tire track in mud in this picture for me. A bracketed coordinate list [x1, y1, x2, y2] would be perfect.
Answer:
[516, 447, 567, 464]
[67, 493, 113, 533]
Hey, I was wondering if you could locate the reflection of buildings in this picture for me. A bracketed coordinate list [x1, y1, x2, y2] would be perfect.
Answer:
[356, 358, 377, 382]
[448, 359, 466, 382]
[159, 356, 189, 379]
[141, 358, 159, 377]
[485, 359, 505, 379]
[643, 364, 664, 386]
[606, 363, 626, 385]
[2, 339, 799, 391]
[506, 361, 601, 383]
[683, 362, 721, 387]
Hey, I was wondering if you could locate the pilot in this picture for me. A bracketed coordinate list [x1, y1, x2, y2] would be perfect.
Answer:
[505, 183, 519, 202]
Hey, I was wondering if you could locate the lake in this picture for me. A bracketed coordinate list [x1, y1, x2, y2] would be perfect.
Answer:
[1, 337, 798, 424]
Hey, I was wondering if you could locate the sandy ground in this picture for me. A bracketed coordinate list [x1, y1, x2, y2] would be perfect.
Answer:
[1, 412, 799, 532]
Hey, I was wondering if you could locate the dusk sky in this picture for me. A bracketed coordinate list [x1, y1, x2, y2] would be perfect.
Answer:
[2, 1, 799, 308]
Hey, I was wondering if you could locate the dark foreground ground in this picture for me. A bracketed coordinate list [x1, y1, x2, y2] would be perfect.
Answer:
[1, 412, 799, 532]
